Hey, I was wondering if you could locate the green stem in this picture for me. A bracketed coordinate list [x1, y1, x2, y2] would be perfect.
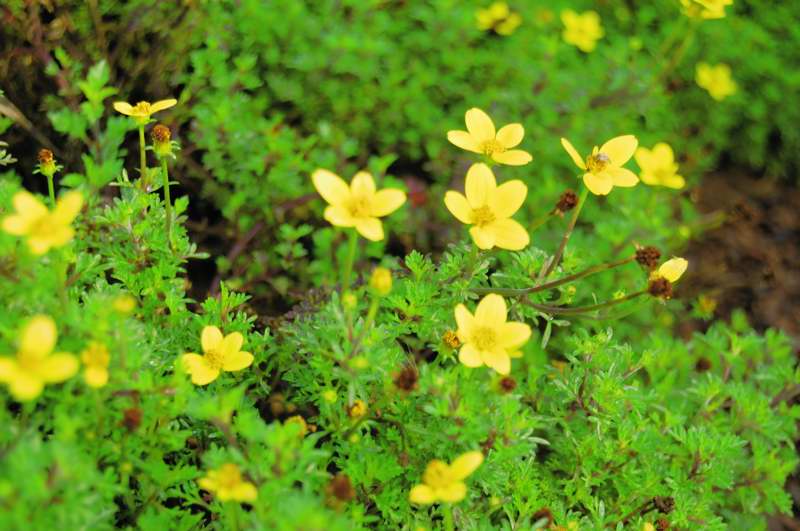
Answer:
[541, 186, 590, 280]
[657, 20, 698, 84]
[161, 158, 172, 245]
[46, 174, 55, 206]
[472, 255, 635, 297]
[527, 289, 647, 315]
[529, 212, 554, 234]
[340, 230, 359, 292]
[443, 504, 455, 531]
[138, 125, 147, 179]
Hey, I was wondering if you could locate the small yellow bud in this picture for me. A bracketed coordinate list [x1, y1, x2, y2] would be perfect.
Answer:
[342, 292, 357, 309]
[322, 389, 337, 403]
[120, 462, 133, 473]
[352, 356, 369, 369]
[284, 415, 308, 438]
[369, 267, 392, 296]
[112, 294, 137, 314]
[348, 399, 368, 419]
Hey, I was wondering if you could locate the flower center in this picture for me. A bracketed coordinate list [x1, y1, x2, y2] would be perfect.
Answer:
[82, 343, 110, 368]
[479, 139, 505, 156]
[133, 102, 152, 115]
[205, 348, 224, 370]
[422, 461, 452, 489]
[471, 205, 496, 227]
[347, 195, 372, 218]
[586, 152, 611, 173]
[217, 464, 244, 489]
[471, 326, 498, 351]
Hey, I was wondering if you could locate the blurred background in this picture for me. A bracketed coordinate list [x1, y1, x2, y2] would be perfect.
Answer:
[1, 0, 798, 525]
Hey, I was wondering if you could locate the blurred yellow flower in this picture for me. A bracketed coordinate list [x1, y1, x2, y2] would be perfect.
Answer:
[409, 451, 483, 504]
[455, 294, 531, 375]
[696, 62, 737, 101]
[447, 108, 532, 166]
[113, 98, 177, 125]
[181, 326, 254, 385]
[0, 315, 79, 401]
[634, 143, 685, 189]
[561, 135, 639, 195]
[284, 415, 308, 438]
[444, 163, 529, 250]
[81, 341, 111, 388]
[369, 267, 392, 296]
[2, 190, 83, 255]
[198, 463, 257, 502]
[476, 2, 522, 36]
[112, 295, 137, 314]
[561, 10, 604, 52]
[681, 0, 733, 20]
[312, 169, 406, 242]
[652, 257, 689, 283]
[348, 399, 368, 418]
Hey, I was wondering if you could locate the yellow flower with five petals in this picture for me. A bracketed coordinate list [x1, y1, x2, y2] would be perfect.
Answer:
[113, 98, 177, 125]
[181, 326, 254, 386]
[447, 108, 532, 166]
[444, 163, 529, 250]
[0, 315, 79, 401]
[312, 169, 406, 241]
[680, 0, 733, 20]
[2, 190, 83, 255]
[455, 294, 531, 375]
[81, 341, 111, 388]
[476, 2, 522, 36]
[561, 135, 639, 195]
[561, 10, 604, 52]
[409, 451, 483, 504]
[198, 463, 257, 502]
[634, 143, 685, 189]
[695, 62, 737, 101]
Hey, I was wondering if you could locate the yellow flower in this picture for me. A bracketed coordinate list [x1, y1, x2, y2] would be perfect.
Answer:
[444, 163, 530, 250]
[112, 295, 137, 314]
[0, 315, 79, 401]
[181, 326, 254, 386]
[561, 135, 639, 195]
[634, 143, 685, 189]
[348, 399, 368, 418]
[680, 0, 733, 20]
[369, 267, 392, 296]
[113, 98, 177, 125]
[652, 257, 689, 283]
[561, 10, 604, 52]
[2, 190, 83, 255]
[476, 2, 522, 36]
[696, 62, 737, 101]
[454, 294, 531, 375]
[447, 108, 532, 166]
[81, 341, 111, 388]
[311, 169, 406, 242]
[198, 463, 257, 503]
[409, 451, 483, 504]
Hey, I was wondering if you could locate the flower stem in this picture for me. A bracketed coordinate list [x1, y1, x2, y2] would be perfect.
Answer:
[161, 157, 172, 246]
[541, 186, 589, 280]
[46, 174, 55, 206]
[138, 125, 147, 179]
[443, 504, 455, 531]
[340, 230, 359, 292]
[527, 289, 647, 315]
[472, 255, 635, 297]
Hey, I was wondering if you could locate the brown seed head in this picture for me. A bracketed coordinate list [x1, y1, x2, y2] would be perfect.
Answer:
[555, 189, 578, 214]
[695, 357, 712, 372]
[327, 473, 356, 502]
[393, 364, 419, 393]
[122, 407, 143, 432]
[499, 376, 517, 393]
[38, 148, 54, 164]
[636, 246, 662, 270]
[653, 496, 675, 514]
[531, 507, 553, 526]
[151, 124, 171, 143]
[648, 277, 673, 299]
[443, 330, 460, 349]
[656, 518, 670, 530]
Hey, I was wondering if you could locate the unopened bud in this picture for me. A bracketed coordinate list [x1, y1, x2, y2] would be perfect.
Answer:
[151, 124, 173, 158]
[369, 267, 392, 296]
[348, 399, 368, 419]
[36, 148, 60, 178]
[648, 277, 673, 299]
[554, 189, 578, 214]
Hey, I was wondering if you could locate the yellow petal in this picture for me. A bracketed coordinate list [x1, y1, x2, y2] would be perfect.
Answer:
[492, 149, 532, 166]
[599, 135, 637, 166]
[583, 172, 614, 195]
[499, 322, 531, 350]
[458, 344, 483, 368]
[464, 163, 496, 208]
[444, 191, 473, 224]
[354, 217, 384, 241]
[350, 171, 376, 198]
[14, 191, 48, 220]
[464, 108, 495, 142]
[449, 451, 484, 480]
[475, 294, 507, 327]
[38, 353, 79, 382]
[312, 169, 351, 206]
[490, 180, 527, 219]
[0, 358, 17, 382]
[198, 476, 217, 492]
[220, 332, 244, 359]
[662, 175, 686, 189]
[482, 349, 511, 375]
[634, 147, 654, 172]
[222, 350, 254, 372]
[113, 101, 134, 115]
[469, 226, 496, 249]
[52, 191, 84, 225]
[20, 315, 57, 358]
[230, 481, 258, 502]
[561, 138, 586, 170]
[496, 123, 524, 149]
[658, 257, 688, 283]
[454, 304, 475, 340]
[447, 130, 481, 153]
[435, 481, 468, 503]
[370, 189, 406, 217]
[150, 98, 178, 113]
[84, 366, 109, 388]
[607, 167, 639, 188]
[652, 142, 675, 164]
[9, 372, 44, 401]
[201, 326, 224, 353]
[487, 218, 529, 251]
[2, 215, 31, 235]
[323, 205, 356, 227]
[46, 226, 75, 247]
[181, 353, 220, 385]
[409, 484, 436, 505]
[27, 237, 53, 255]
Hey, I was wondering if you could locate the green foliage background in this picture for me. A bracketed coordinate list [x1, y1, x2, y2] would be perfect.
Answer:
[0, 0, 798, 529]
